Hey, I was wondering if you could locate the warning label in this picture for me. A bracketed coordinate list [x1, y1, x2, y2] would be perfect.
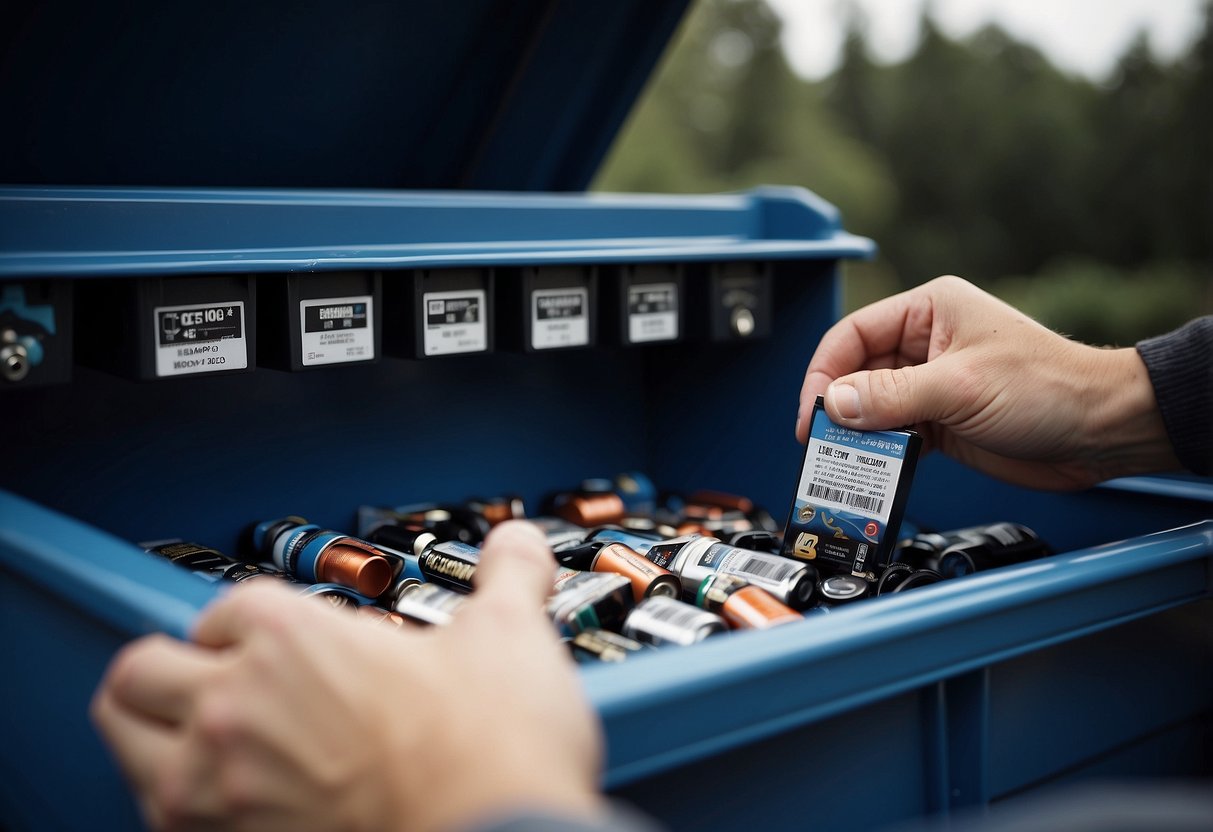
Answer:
[154, 302, 248, 377]
[300, 295, 374, 366]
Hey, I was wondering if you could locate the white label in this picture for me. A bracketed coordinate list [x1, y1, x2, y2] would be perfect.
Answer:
[422, 289, 487, 356]
[799, 433, 906, 525]
[531, 287, 589, 350]
[299, 295, 375, 366]
[627, 282, 678, 343]
[154, 301, 247, 377]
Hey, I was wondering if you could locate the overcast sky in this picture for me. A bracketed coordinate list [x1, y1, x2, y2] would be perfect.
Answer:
[764, 0, 1206, 81]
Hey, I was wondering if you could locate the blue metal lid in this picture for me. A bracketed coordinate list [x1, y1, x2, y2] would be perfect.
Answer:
[0, 0, 690, 190]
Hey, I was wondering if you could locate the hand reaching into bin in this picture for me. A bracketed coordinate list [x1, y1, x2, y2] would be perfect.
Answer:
[796, 275, 1203, 489]
[91, 521, 606, 832]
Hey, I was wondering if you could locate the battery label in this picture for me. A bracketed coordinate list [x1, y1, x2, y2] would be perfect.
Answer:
[698, 544, 801, 597]
[422, 289, 487, 356]
[154, 302, 247, 376]
[531, 287, 589, 350]
[299, 295, 374, 366]
[783, 401, 919, 574]
[627, 282, 678, 343]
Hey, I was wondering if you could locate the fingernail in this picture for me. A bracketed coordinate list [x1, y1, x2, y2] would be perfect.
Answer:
[828, 382, 861, 420]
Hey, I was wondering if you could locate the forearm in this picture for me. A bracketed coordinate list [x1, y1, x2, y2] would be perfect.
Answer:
[1082, 346, 1183, 481]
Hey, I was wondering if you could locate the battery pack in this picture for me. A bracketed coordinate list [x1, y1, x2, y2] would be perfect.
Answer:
[258, 271, 381, 371]
[781, 396, 921, 578]
[76, 275, 255, 380]
[497, 265, 597, 352]
[603, 263, 684, 346]
[383, 268, 493, 359]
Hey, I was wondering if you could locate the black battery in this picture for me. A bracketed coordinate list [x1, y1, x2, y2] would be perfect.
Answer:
[75, 275, 255, 380]
[687, 260, 773, 342]
[497, 265, 597, 353]
[602, 262, 684, 346]
[257, 271, 381, 371]
[0, 280, 72, 390]
[382, 268, 493, 359]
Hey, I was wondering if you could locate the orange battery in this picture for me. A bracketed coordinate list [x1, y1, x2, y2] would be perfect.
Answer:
[697, 573, 802, 629]
[591, 542, 681, 602]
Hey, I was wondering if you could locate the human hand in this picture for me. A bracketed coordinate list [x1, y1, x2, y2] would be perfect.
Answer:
[91, 521, 605, 832]
[796, 275, 1180, 489]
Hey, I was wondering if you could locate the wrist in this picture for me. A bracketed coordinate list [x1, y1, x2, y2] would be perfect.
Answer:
[1083, 347, 1181, 482]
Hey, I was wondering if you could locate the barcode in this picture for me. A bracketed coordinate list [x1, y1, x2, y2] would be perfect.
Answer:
[736, 556, 797, 582]
[645, 598, 707, 627]
[808, 483, 884, 515]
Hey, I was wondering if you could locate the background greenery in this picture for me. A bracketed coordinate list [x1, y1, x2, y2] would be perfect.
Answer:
[594, 0, 1212, 346]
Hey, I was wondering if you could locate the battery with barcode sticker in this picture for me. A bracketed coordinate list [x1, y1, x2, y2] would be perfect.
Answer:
[669, 536, 817, 610]
[781, 396, 921, 578]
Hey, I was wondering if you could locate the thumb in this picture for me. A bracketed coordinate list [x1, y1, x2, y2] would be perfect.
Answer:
[471, 521, 558, 614]
[824, 359, 958, 431]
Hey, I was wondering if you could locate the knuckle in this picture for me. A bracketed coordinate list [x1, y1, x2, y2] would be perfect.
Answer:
[195, 693, 242, 751]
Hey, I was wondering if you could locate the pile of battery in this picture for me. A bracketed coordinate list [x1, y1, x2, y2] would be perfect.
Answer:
[142, 471, 1051, 663]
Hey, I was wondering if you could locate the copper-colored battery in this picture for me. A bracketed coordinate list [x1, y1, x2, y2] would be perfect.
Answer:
[688, 490, 754, 514]
[591, 542, 681, 602]
[316, 540, 394, 598]
[553, 492, 626, 527]
[696, 574, 802, 630]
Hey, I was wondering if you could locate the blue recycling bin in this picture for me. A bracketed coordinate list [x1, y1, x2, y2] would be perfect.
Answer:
[1, 1, 1210, 830]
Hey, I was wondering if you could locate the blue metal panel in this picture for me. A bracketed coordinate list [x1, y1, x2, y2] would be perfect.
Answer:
[0, 186, 875, 277]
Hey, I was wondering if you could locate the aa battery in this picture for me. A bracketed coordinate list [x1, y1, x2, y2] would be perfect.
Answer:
[584, 526, 665, 555]
[546, 571, 634, 638]
[250, 517, 394, 597]
[393, 581, 468, 626]
[569, 628, 649, 663]
[144, 540, 287, 585]
[935, 522, 1049, 577]
[528, 516, 593, 554]
[418, 540, 481, 593]
[695, 574, 802, 630]
[622, 596, 727, 647]
[591, 542, 681, 601]
[669, 536, 817, 611]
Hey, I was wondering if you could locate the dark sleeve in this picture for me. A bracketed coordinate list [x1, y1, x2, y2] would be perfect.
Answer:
[1135, 316, 1213, 476]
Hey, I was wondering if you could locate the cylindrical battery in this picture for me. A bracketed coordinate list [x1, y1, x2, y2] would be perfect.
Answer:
[418, 540, 481, 593]
[145, 540, 288, 585]
[393, 581, 468, 626]
[891, 568, 943, 593]
[936, 522, 1049, 577]
[695, 574, 802, 629]
[670, 537, 817, 610]
[583, 526, 665, 554]
[816, 574, 871, 607]
[622, 596, 727, 647]
[250, 517, 394, 597]
[569, 628, 649, 663]
[591, 543, 681, 601]
[546, 571, 634, 638]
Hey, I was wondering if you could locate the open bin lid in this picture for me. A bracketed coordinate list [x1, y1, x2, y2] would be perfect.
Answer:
[0, 0, 690, 190]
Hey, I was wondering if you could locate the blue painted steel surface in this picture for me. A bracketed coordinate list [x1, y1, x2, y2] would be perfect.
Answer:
[0, 0, 691, 191]
[0, 186, 874, 277]
[584, 522, 1213, 787]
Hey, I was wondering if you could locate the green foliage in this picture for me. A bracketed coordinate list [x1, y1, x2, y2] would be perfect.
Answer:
[594, 0, 1212, 340]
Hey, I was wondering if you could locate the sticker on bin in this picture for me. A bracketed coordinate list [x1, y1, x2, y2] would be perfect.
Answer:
[299, 295, 374, 366]
[532, 287, 589, 350]
[781, 396, 920, 577]
[627, 283, 678, 343]
[153, 301, 247, 376]
[423, 289, 487, 356]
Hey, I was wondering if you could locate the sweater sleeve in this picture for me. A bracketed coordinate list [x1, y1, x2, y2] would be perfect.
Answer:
[1135, 316, 1213, 476]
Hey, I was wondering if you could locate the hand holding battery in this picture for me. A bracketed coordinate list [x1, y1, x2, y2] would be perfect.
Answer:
[91, 520, 606, 832]
[797, 275, 1180, 489]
